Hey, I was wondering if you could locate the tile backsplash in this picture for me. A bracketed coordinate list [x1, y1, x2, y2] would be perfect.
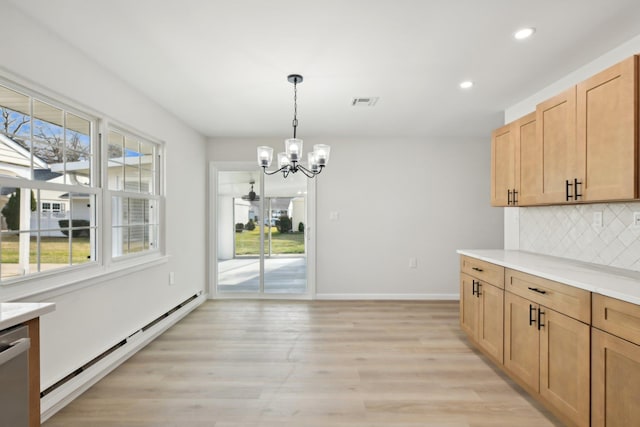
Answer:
[519, 202, 640, 272]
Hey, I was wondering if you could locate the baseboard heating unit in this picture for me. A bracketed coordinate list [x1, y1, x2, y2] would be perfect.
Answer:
[40, 291, 205, 422]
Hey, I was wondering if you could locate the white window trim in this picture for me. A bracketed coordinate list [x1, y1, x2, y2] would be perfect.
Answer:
[0, 73, 166, 299]
[102, 123, 165, 266]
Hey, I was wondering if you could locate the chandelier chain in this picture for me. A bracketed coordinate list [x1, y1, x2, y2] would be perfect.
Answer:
[292, 79, 298, 138]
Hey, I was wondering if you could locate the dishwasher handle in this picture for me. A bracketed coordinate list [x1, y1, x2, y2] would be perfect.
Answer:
[0, 338, 30, 365]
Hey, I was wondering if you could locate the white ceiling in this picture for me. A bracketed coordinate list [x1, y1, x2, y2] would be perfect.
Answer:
[9, 0, 640, 139]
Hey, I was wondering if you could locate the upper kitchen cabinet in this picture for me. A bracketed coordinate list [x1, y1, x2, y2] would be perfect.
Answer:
[491, 124, 515, 206]
[515, 113, 539, 205]
[576, 55, 638, 202]
[491, 54, 640, 207]
[491, 113, 539, 207]
[536, 86, 577, 204]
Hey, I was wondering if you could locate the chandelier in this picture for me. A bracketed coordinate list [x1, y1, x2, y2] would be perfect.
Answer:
[257, 74, 330, 178]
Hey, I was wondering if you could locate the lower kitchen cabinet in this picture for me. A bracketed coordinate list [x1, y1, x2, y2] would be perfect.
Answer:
[591, 293, 640, 427]
[459, 253, 640, 427]
[591, 328, 640, 427]
[460, 272, 504, 363]
[504, 290, 590, 427]
[539, 306, 590, 427]
[504, 292, 539, 390]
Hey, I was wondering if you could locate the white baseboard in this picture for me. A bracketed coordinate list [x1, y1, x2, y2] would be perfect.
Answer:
[40, 293, 207, 423]
[315, 293, 459, 300]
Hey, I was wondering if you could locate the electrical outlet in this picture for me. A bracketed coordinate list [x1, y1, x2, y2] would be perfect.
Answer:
[409, 257, 417, 269]
[593, 212, 603, 228]
[169, 272, 175, 285]
[634, 212, 640, 228]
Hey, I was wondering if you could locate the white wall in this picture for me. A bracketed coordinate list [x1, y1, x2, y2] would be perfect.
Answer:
[504, 33, 640, 265]
[0, 4, 207, 389]
[208, 137, 503, 298]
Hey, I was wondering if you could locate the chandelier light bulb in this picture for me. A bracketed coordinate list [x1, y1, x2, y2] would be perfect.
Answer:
[257, 146, 273, 167]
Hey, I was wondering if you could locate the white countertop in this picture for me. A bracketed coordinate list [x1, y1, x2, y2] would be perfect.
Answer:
[457, 249, 640, 305]
[0, 302, 55, 331]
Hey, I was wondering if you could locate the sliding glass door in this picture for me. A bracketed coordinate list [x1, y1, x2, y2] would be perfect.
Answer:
[214, 167, 310, 296]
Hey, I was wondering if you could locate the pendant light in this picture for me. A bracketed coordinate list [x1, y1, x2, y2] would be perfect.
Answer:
[257, 74, 330, 178]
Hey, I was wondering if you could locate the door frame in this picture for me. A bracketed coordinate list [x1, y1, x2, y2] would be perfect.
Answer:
[208, 161, 316, 299]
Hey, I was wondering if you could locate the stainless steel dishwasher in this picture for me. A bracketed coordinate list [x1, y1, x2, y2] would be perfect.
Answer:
[0, 325, 31, 427]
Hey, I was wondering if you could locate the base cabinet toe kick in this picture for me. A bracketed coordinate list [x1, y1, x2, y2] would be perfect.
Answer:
[459, 254, 640, 427]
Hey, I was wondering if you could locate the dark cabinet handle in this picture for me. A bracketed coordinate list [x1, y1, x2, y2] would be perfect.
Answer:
[566, 179, 573, 201]
[513, 189, 518, 205]
[528, 286, 547, 295]
[529, 304, 536, 326]
[507, 189, 512, 205]
[476, 282, 482, 297]
[472, 280, 477, 296]
[472, 267, 483, 272]
[574, 178, 582, 200]
[537, 307, 545, 330]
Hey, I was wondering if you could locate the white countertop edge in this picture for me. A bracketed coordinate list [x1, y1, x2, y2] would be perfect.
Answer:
[0, 302, 56, 331]
[457, 249, 640, 305]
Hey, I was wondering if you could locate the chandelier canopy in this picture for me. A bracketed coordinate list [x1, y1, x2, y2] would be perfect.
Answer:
[257, 74, 330, 178]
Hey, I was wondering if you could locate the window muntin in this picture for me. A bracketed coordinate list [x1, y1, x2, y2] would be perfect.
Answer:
[0, 81, 97, 283]
[0, 186, 96, 281]
[0, 85, 93, 186]
[107, 128, 161, 260]
[107, 130, 156, 194]
[111, 196, 158, 257]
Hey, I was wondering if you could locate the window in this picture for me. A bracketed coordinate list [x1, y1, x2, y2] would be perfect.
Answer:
[0, 77, 164, 287]
[0, 82, 97, 282]
[107, 129, 161, 258]
[41, 201, 65, 214]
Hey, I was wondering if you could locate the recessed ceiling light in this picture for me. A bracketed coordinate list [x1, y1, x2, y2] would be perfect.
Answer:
[514, 27, 536, 40]
[459, 81, 473, 89]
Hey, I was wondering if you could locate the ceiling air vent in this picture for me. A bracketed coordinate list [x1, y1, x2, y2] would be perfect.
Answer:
[351, 97, 379, 107]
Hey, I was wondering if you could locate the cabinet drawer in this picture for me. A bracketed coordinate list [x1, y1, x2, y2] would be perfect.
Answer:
[460, 256, 504, 288]
[593, 294, 640, 346]
[505, 269, 590, 323]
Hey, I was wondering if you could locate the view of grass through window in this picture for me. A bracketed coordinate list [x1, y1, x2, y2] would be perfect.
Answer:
[235, 226, 304, 255]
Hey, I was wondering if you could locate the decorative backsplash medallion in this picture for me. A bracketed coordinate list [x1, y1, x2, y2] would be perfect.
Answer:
[519, 202, 640, 272]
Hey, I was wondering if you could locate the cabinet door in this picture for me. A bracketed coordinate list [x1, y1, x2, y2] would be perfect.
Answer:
[491, 124, 515, 206]
[592, 328, 640, 427]
[539, 308, 590, 427]
[536, 86, 577, 204]
[504, 292, 539, 391]
[577, 55, 638, 201]
[460, 273, 477, 338]
[515, 113, 540, 205]
[477, 282, 504, 363]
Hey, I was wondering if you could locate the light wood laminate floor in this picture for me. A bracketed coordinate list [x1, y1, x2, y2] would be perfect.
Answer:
[44, 300, 562, 427]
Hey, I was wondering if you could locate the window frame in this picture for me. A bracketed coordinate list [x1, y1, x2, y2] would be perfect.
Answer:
[103, 125, 164, 264]
[0, 73, 166, 295]
[0, 79, 100, 284]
